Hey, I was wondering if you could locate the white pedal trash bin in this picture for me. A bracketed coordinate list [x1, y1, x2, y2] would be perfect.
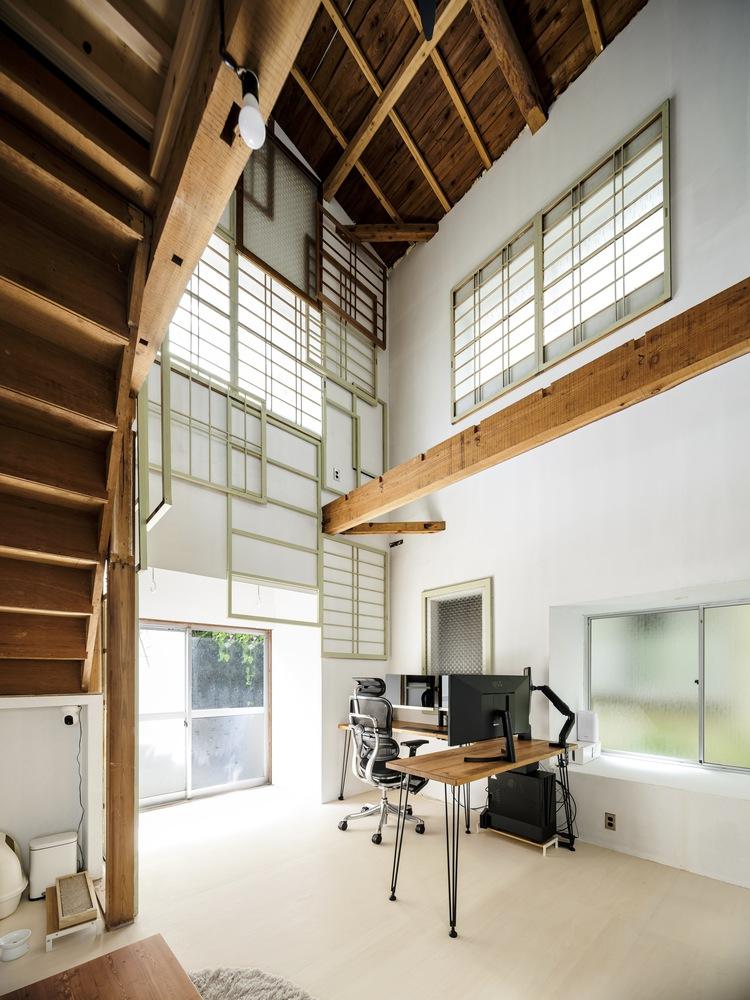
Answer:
[29, 832, 77, 901]
[0, 833, 27, 919]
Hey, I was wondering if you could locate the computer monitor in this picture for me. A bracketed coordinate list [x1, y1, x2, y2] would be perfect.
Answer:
[448, 674, 532, 764]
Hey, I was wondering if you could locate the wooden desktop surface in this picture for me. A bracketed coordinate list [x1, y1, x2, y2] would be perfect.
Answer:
[386, 737, 576, 786]
[338, 720, 448, 740]
[1, 934, 200, 1000]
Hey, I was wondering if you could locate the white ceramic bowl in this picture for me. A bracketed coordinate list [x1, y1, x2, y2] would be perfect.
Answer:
[0, 928, 31, 961]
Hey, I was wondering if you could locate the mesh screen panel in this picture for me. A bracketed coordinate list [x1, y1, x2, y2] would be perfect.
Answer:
[430, 593, 483, 675]
[238, 133, 319, 304]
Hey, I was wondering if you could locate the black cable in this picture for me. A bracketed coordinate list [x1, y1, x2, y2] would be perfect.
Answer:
[75, 710, 85, 871]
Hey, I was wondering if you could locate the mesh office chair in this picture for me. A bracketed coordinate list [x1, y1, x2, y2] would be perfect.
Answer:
[338, 678, 429, 845]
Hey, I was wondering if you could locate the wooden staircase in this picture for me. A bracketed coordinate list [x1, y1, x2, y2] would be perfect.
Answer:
[0, 79, 148, 696]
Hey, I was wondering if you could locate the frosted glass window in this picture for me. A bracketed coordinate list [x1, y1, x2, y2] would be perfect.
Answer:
[191, 714, 266, 790]
[590, 610, 699, 759]
[191, 630, 265, 710]
[704, 604, 750, 769]
[139, 628, 186, 715]
[139, 719, 186, 800]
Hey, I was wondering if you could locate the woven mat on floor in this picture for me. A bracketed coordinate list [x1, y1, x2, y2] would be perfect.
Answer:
[190, 967, 317, 1000]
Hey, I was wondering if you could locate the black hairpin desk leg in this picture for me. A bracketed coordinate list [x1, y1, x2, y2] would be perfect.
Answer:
[389, 775, 411, 901]
[338, 728, 351, 800]
[557, 750, 576, 851]
[464, 783, 471, 833]
[444, 784, 461, 937]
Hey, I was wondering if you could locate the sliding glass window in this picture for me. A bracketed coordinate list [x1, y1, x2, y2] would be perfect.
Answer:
[589, 601, 750, 770]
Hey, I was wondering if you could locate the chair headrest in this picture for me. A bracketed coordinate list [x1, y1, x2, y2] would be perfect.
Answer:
[353, 676, 386, 697]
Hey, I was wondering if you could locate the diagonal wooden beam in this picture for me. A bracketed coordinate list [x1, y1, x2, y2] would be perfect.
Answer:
[322, 278, 750, 533]
[582, 0, 605, 55]
[290, 65, 400, 223]
[470, 0, 547, 134]
[345, 223, 438, 243]
[320, 0, 450, 212]
[341, 521, 446, 535]
[402, 0, 491, 170]
[132, 1, 319, 390]
[323, 0, 466, 203]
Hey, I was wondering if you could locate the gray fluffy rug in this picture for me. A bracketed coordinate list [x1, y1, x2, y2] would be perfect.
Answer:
[190, 968, 317, 1000]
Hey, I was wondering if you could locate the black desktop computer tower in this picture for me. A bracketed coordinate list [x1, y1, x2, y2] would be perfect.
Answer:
[480, 765, 556, 843]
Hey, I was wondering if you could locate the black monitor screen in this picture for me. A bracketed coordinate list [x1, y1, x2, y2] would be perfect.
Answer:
[448, 674, 531, 746]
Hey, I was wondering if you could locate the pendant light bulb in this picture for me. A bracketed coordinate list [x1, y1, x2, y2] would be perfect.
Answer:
[238, 71, 265, 150]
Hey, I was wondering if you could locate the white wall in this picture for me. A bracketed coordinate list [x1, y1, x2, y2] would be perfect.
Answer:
[386, 0, 750, 882]
[0, 697, 103, 877]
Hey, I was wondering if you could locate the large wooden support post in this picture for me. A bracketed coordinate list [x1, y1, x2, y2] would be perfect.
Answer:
[105, 396, 138, 928]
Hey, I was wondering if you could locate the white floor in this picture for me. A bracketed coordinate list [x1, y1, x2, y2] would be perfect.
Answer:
[3, 786, 750, 999]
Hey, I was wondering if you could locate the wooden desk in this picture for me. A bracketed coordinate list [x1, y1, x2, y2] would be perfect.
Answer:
[386, 737, 577, 938]
[336, 718, 447, 800]
[1, 934, 199, 1000]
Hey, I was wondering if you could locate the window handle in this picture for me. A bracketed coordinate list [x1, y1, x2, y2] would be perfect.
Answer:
[694, 679, 699, 685]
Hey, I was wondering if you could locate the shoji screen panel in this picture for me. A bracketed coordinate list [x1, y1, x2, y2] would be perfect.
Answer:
[322, 537, 387, 659]
[229, 418, 321, 626]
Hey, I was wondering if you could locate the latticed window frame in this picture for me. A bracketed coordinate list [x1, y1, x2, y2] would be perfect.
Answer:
[450, 101, 671, 423]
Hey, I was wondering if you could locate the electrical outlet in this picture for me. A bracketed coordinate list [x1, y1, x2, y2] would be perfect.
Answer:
[605, 812, 616, 831]
[332, 467, 341, 482]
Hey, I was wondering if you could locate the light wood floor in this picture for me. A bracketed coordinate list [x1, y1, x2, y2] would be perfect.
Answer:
[4, 786, 750, 999]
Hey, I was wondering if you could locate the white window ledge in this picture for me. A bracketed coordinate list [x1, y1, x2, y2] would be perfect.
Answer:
[569, 751, 750, 801]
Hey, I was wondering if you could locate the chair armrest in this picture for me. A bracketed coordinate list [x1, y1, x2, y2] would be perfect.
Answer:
[401, 739, 428, 758]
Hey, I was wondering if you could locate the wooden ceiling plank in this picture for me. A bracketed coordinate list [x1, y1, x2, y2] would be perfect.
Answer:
[470, 0, 547, 134]
[0, 422, 108, 507]
[320, 0, 450, 212]
[0, 0, 156, 139]
[322, 278, 750, 533]
[323, 0, 467, 202]
[0, 612, 87, 660]
[0, 114, 144, 241]
[582, 0, 605, 55]
[0, 495, 99, 567]
[85, 0, 172, 76]
[345, 223, 438, 242]
[290, 65, 401, 223]
[0, 199, 130, 341]
[149, 0, 211, 182]
[402, 0, 491, 170]
[132, 0, 320, 391]
[0, 322, 118, 433]
[0, 30, 157, 210]
[0, 660, 84, 695]
[0, 557, 93, 616]
[341, 521, 446, 534]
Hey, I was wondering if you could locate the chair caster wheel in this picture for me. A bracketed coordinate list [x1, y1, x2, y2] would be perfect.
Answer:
[338, 821, 348, 831]
[371, 833, 382, 845]
[415, 823, 425, 835]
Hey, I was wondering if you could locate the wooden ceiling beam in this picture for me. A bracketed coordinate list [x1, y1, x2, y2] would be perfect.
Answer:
[582, 0, 605, 55]
[149, 0, 211, 183]
[85, 0, 172, 76]
[345, 223, 438, 243]
[402, 0, 491, 170]
[0, 0, 156, 139]
[342, 521, 446, 535]
[470, 0, 547, 134]
[323, 0, 467, 203]
[320, 0, 450, 212]
[322, 278, 750, 533]
[290, 65, 400, 223]
[131, 0, 319, 391]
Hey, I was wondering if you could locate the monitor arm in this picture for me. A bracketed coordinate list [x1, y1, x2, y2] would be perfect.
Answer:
[524, 667, 575, 749]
